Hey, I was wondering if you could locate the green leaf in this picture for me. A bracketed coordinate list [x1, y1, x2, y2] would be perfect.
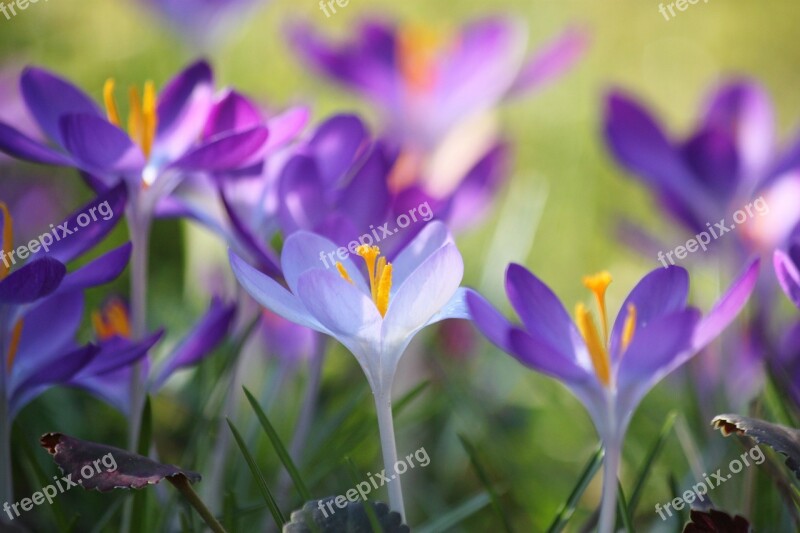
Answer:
[546, 444, 604, 533]
[416, 492, 492, 533]
[628, 411, 677, 518]
[226, 418, 285, 527]
[457, 434, 513, 533]
[616, 480, 634, 533]
[243, 386, 312, 502]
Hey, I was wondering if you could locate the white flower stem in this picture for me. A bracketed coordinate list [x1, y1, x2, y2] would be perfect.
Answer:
[127, 209, 151, 451]
[598, 437, 621, 533]
[374, 390, 405, 522]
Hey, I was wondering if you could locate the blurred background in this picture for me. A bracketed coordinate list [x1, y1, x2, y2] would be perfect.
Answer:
[2, 0, 799, 531]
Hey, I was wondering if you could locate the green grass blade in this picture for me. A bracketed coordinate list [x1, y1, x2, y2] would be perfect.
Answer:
[546, 444, 604, 533]
[243, 386, 312, 501]
[226, 418, 285, 527]
[393, 380, 430, 414]
[616, 480, 634, 533]
[457, 434, 513, 533]
[627, 411, 677, 518]
[416, 492, 492, 533]
[131, 395, 153, 533]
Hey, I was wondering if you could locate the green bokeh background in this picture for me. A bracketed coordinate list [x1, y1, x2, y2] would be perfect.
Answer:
[2, 0, 799, 530]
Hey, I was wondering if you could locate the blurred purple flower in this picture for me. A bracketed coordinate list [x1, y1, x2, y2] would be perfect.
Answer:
[467, 260, 759, 533]
[605, 81, 800, 253]
[774, 223, 800, 309]
[139, 0, 268, 48]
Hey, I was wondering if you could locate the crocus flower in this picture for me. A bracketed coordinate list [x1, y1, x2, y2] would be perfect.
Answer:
[229, 220, 469, 519]
[605, 81, 800, 254]
[290, 17, 587, 234]
[0, 187, 156, 504]
[774, 223, 800, 309]
[467, 260, 759, 533]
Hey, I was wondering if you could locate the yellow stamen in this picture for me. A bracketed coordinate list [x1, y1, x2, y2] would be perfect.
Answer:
[575, 303, 610, 386]
[128, 85, 143, 150]
[356, 245, 380, 298]
[0, 202, 13, 280]
[336, 262, 353, 284]
[396, 25, 445, 93]
[7, 319, 23, 371]
[621, 303, 637, 352]
[92, 300, 131, 340]
[103, 79, 121, 127]
[141, 81, 157, 159]
[582, 271, 612, 344]
[376, 263, 393, 317]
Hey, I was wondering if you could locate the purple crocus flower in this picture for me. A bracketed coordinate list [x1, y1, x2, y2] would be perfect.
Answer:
[290, 17, 587, 233]
[605, 80, 800, 254]
[0, 186, 160, 504]
[229, 220, 469, 519]
[289, 16, 587, 147]
[467, 260, 759, 533]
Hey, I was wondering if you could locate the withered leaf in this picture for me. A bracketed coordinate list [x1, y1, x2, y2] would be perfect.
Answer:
[712, 413, 800, 479]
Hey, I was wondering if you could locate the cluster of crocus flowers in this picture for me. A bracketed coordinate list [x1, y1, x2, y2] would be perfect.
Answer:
[467, 260, 759, 533]
[230, 221, 469, 519]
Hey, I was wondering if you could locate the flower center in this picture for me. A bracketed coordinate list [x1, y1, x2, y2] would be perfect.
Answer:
[103, 79, 158, 160]
[337, 245, 393, 317]
[574, 271, 637, 387]
[396, 25, 448, 94]
[92, 299, 132, 340]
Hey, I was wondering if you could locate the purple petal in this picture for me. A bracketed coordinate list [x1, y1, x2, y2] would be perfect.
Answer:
[30, 183, 126, 264]
[509, 26, 589, 96]
[277, 154, 327, 233]
[150, 298, 236, 390]
[56, 243, 131, 293]
[21, 67, 102, 145]
[0, 122, 73, 165]
[0, 257, 65, 304]
[336, 144, 392, 231]
[219, 189, 282, 278]
[390, 220, 453, 286]
[59, 114, 144, 175]
[259, 309, 319, 364]
[171, 126, 268, 171]
[229, 249, 324, 332]
[604, 91, 716, 224]
[77, 332, 162, 378]
[508, 328, 589, 383]
[505, 263, 580, 360]
[10, 344, 98, 416]
[466, 290, 513, 353]
[281, 230, 368, 295]
[775, 250, 800, 309]
[202, 90, 263, 140]
[264, 106, 310, 152]
[445, 142, 510, 231]
[157, 60, 214, 139]
[682, 127, 739, 201]
[609, 266, 689, 360]
[309, 114, 368, 183]
[693, 258, 760, 350]
[383, 243, 464, 345]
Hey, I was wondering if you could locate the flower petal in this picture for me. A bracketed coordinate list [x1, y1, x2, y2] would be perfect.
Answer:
[229, 250, 325, 332]
[171, 126, 269, 172]
[281, 230, 368, 295]
[508, 328, 590, 383]
[382, 243, 463, 350]
[505, 263, 581, 360]
[509, 26, 589, 96]
[693, 258, 760, 350]
[21, 67, 102, 145]
[202, 90, 263, 140]
[150, 298, 236, 391]
[59, 113, 145, 175]
[56, 243, 132, 294]
[0, 122, 73, 165]
[775, 250, 800, 309]
[609, 266, 689, 360]
[466, 290, 514, 353]
[277, 154, 327, 233]
[309, 114, 368, 183]
[0, 256, 65, 304]
[389, 220, 453, 286]
[157, 60, 214, 144]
